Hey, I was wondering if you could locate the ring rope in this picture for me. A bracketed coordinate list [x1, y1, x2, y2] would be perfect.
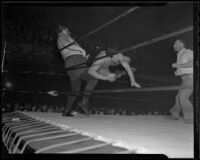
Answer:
[2, 85, 192, 97]
[84, 95, 172, 103]
[3, 70, 66, 77]
[1, 42, 7, 74]
[2, 89, 173, 103]
[120, 26, 193, 54]
[59, 7, 140, 52]
[65, 26, 193, 71]
[49, 85, 192, 95]
[116, 80, 165, 86]
[2, 62, 171, 77]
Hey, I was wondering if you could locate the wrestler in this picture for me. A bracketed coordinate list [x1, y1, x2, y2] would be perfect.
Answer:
[57, 25, 98, 117]
[88, 49, 141, 88]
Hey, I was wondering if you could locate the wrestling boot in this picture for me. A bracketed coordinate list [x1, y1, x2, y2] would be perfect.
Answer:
[183, 119, 193, 124]
[165, 111, 179, 120]
[165, 115, 179, 120]
[62, 112, 74, 117]
[77, 101, 90, 116]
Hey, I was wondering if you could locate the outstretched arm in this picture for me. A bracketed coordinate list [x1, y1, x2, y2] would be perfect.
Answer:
[121, 61, 141, 88]
[117, 53, 140, 87]
[172, 50, 193, 68]
[88, 62, 109, 80]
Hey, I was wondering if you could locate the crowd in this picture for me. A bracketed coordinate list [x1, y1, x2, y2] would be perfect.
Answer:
[3, 102, 64, 113]
[5, 18, 55, 53]
[3, 102, 169, 116]
[5, 17, 129, 56]
[5, 17, 54, 45]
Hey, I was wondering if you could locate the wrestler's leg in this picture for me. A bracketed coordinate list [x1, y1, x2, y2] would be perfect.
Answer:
[78, 70, 98, 115]
[169, 90, 182, 119]
[82, 78, 98, 105]
[64, 78, 81, 113]
[179, 75, 193, 120]
[63, 55, 87, 116]
[179, 87, 193, 120]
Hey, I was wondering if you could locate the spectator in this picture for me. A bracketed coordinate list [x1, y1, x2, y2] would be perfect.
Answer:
[41, 104, 47, 112]
[99, 111, 104, 115]
[121, 109, 127, 115]
[148, 111, 153, 115]
[14, 103, 20, 111]
[35, 107, 42, 112]
[47, 107, 54, 113]
[31, 103, 37, 112]
[110, 108, 115, 115]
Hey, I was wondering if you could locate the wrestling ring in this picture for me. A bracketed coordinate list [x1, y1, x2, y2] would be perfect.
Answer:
[2, 4, 198, 158]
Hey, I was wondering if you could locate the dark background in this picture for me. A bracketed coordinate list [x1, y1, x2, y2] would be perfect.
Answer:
[2, 2, 193, 112]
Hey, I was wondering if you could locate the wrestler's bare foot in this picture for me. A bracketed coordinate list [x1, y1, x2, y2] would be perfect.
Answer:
[77, 103, 90, 116]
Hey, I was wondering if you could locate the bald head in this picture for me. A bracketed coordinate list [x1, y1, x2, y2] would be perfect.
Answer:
[173, 39, 185, 52]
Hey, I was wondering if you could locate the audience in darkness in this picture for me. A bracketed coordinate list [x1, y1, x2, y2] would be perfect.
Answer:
[2, 101, 169, 116]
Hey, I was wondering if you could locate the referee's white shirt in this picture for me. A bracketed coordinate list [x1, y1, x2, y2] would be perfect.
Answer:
[176, 48, 193, 75]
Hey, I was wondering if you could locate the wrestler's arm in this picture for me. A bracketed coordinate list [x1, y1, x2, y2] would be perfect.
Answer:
[174, 60, 193, 68]
[88, 52, 117, 81]
[68, 43, 86, 54]
[58, 36, 86, 54]
[120, 60, 141, 88]
[88, 59, 111, 80]
[121, 62, 135, 82]
[172, 51, 193, 68]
